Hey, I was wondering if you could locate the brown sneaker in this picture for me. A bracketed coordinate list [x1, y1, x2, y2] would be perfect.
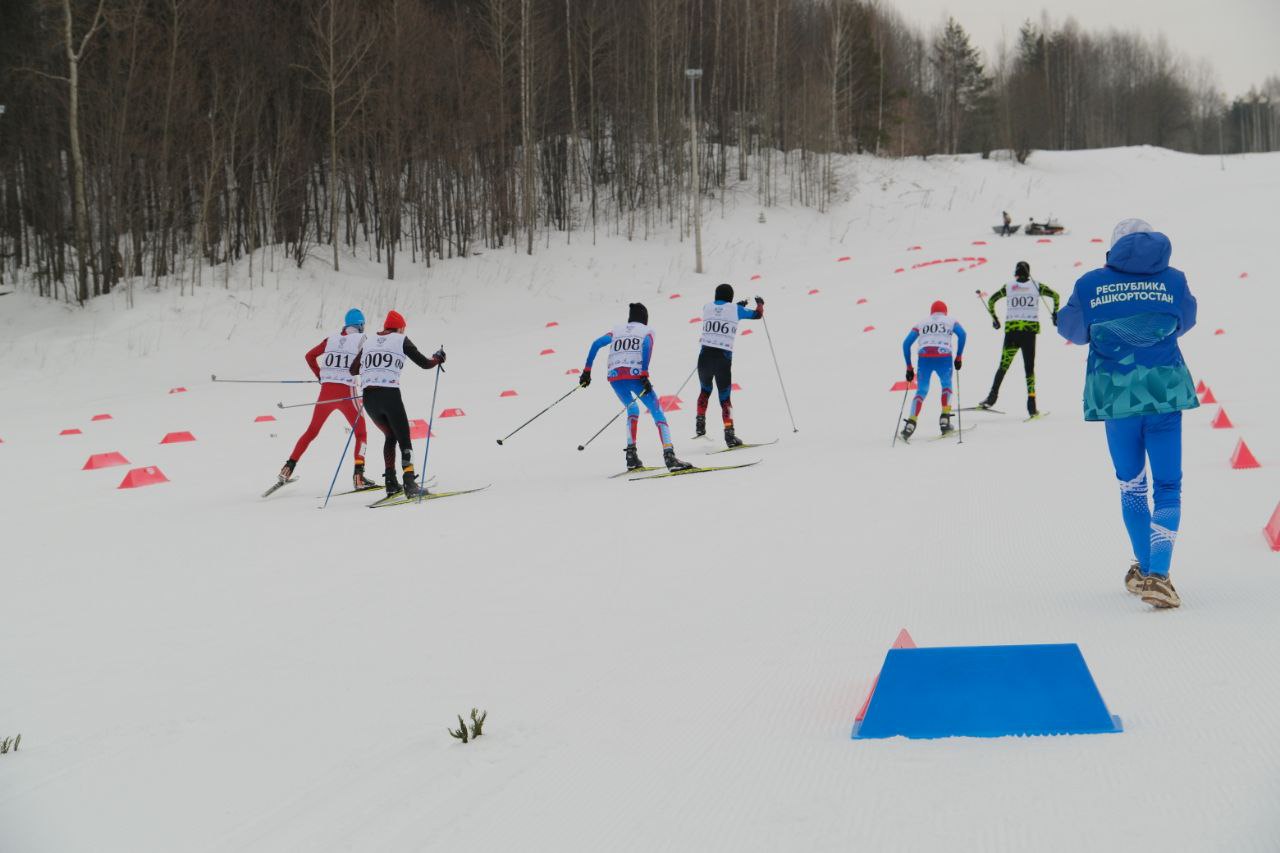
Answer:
[1140, 574, 1181, 609]
[1124, 562, 1145, 595]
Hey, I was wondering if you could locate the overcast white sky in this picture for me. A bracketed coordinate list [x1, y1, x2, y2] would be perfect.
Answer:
[893, 0, 1279, 97]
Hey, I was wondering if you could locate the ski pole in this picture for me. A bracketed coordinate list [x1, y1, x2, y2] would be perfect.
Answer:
[891, 380, 910, 447]
[671, 364, 698, 399]
[278, 395, 361, 409]
[955, 362, 964, 445]
[320, 395, 367, 510]
[212, 374, 319, 384]
[415, 357, 445, 503]
[577, 389, 646, 452]
[496, 385, 579, 445]
[761, 317, 799, 433]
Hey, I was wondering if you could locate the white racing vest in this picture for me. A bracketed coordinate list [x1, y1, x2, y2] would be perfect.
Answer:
[318, 331, 365, 386]
[915, 313, 957, 354]
[699, 302, 740, 352]
[606, 322, 651, 378]
[360, 333, 408, 388]
[1005, 279, 1041, 322]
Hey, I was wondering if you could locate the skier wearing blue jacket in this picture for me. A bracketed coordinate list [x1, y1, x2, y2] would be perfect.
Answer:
[1057, 218, 1199, 609]
[580, 302, 693, 472]
[901, 300, 966, 440]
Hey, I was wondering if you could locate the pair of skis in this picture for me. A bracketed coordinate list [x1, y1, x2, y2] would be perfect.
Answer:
[961, 406, 1050, 423]
[608, 437, 776, 480]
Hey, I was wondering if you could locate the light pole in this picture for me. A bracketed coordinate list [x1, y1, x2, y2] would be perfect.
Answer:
[685, 68, 703, 274]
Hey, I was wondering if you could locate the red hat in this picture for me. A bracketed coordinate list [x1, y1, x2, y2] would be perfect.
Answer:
[931, 300, 948, 315]
[384, 310, 406, 330]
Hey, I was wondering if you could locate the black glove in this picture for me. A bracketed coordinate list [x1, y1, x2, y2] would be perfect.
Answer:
[992, 319, 1001, 330]
[905, 366, 915, 382]
[736, 300, 748, 307]
[640, 377, 655, 397]
[578, 369, 591, 388]
[1052, 310, 1059, 327]
[954, 356, 963, 370]
[432, 348, 446, 365]
[755, 296, 764, 306]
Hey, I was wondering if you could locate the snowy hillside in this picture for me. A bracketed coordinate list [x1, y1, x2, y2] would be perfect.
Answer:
[2, 146, 1279, 852]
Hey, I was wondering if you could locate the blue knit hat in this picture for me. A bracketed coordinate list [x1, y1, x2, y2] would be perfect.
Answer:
[344, 308, 365, 329]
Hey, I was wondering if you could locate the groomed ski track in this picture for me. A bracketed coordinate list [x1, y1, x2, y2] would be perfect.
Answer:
[2, 147, 1279, 851]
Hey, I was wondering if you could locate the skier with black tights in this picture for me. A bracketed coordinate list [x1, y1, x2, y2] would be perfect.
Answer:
[356, 310, 446, 498]
[694, 283, 764, 447]
[978, 261, 1060, 417]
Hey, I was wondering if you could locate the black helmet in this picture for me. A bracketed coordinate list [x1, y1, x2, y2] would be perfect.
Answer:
[628, 302, 649, 325]
[714, 283, 734, 302]
[1014, 261, 1030, 280]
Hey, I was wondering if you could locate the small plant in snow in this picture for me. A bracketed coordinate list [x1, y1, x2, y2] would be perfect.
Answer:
[1, 734, 21, 754]
[757, 210, 767, 224]
[448, 709, 488, 743]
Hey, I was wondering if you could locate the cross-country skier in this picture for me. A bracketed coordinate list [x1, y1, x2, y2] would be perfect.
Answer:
[694, 283, 764, 447]
[900, 301, 966, 441]
[357, 310, 446, 498]
[977, 261, 1060, 416]
[276, 308, 374, 490]
[1057, 218, 1198, 609]
[579, 302, 693, 472]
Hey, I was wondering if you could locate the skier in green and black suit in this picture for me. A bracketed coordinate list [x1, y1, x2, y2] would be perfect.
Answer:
[977, 260, 1060, 417]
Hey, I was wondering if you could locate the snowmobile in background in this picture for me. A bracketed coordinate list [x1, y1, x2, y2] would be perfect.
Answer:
[1024, 218, 1065, 236]
[991, 223, 1021, 235]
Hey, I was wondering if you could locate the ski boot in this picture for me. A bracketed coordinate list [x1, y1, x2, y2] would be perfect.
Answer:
[403, 471, 421, 499]
[694, 414, 707, 438]
[939, 411, 954, 435]
[352, 464, 376, 490]
[383, 469, 403, 498]
[277, 459, 297, 485]
[1140, 573, 1180, 609]
[900, 417, 917, 442]
[976, 398, 997, 411]
[663, 447, 694, 472]
[1027, 396, 1039, 418]
[624, 444, 644, 470]
[724, 426, 743, 448]
[1124, 561, 1145, 595]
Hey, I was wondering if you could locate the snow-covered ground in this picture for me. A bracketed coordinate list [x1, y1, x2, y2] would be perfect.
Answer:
[2, 147, 1278, 852]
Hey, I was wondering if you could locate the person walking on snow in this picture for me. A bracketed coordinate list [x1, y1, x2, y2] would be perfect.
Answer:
[356, 310, 446, 498]
[580, 302, 693, 472]
[277, 308, 375, 490]
[1054, 217, 1192, 604]
[1001, 210, 1013, 236]
[900, 301, 966, 441]
[1057, 218, 1198, 609]
[977, 261, 1060, 417]
[694, 283, 764, 447]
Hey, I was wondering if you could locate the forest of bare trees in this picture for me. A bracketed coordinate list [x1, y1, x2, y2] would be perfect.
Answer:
[1, 0, 1276, 303]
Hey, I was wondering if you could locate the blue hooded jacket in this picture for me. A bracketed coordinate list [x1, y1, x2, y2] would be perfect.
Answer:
[1057, 231, 1198, 421]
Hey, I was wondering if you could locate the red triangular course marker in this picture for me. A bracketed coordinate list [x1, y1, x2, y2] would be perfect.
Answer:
[500, 390, 518, 398]
[972, 240, 987, 246]
[1232, 439, 1261, 469]
[83, 452, 130, 470]
[1265, 502, 1280, 551]
[688, 317, 701, 324]
[545, 321, 559, 328]
[540, 348, 556, 355]
[856, 629, 917, 722]
[668, 293, 681, 299]
[1211, 409, 1233, 429]
[890, 380, 918, 392]
[60, 428, 82, 436]
[1239, 272, 1249, 279]
[160, 431, 196, 444]
[1214, 329, 1225, 335]
[894, 268, 905, 274]
[254, 415, 276, 423]
[863, 325, 876, 332]
[731, 383, 741, 391]
[837, 256, 851, 263]
[808, 288, 820, 295]
[439, 408, 465, 418]
[1200, 388, 1217, 404]
[1037, 238, 1052, 244]
[92, 413, 113, 421]
[659, 395, 681, 412]
[1091, 237, 1104, 243]
[750, 274, 762, 281]
[741, 329, 753, 336]
[169, 387, 187, 394]
[118, 466, 169, 489]
[908, 245, 922, 251]
[565, 368, 581, 375]
[856, 298, 868, 304]
[1195, 380, 1207, 394]
[409, 419, 434, 440]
